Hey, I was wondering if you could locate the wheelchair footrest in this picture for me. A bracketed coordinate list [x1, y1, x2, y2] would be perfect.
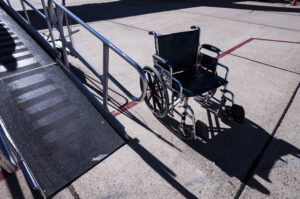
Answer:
[231, 104, 245, 123]
[195, 120, 209, 141]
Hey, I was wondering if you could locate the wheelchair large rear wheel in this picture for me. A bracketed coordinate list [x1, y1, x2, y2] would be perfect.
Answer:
[142, 66, 169, 118]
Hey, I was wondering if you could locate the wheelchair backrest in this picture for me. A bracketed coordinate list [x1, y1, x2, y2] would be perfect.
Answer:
[156, 29, 200, 74]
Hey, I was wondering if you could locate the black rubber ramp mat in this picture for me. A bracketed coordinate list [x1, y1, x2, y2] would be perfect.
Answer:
[0, 59, 125, 197]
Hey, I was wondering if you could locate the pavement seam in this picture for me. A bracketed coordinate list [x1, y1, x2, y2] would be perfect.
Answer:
[234, 81, 300, 199]
[227, 53, 300, 75]
[178, 10, 300, 32]
[98, 1, 300, 33]
[106, 19, 151, 33]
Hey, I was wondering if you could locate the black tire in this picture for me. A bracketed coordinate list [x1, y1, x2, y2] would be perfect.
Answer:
[142, 66, 169, 118]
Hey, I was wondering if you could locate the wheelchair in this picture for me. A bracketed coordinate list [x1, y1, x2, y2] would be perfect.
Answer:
[142, 26, 245, 141]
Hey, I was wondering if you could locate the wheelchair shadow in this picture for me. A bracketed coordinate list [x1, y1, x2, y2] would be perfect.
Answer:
[158, 99, 300, 195]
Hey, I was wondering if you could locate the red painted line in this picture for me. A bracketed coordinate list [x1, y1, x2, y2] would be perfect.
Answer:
[220, 38, 300, 59]
[220, 38, 254, 58]
[111, 100, 139, 117]
[253, 38, 300, 44]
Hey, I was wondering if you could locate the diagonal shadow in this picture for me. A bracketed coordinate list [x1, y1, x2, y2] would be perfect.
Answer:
[69, 64, 196, 198]
[127, 137, 197, 199]
[3, 170, 43, 199]
[68, 60, 299, 196]
[69, 64, 182, 152]
[3, 170, 25, 199]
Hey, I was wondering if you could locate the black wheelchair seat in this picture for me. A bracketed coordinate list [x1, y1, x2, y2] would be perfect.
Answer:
[173, 68, 228, 97]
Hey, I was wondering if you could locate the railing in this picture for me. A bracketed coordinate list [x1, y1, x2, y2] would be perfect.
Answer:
[0, 116, 40, 192]
[3, 0, 147, 109]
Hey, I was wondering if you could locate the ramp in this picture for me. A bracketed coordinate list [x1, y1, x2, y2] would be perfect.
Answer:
[0, 10, 125, 198]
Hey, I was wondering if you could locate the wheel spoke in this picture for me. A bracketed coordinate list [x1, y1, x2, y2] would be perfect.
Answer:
[153, 94, 157, 110]
[147, 73, 153, 88]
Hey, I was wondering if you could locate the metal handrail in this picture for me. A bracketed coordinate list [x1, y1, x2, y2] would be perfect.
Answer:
[48, 0, 147, 108]
[0, 117, 40, 192]
[4, 0, 147, 109]
[20, 0, 58, 54]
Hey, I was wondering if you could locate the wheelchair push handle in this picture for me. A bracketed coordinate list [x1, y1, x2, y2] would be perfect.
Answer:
[201, 44, 221, 54]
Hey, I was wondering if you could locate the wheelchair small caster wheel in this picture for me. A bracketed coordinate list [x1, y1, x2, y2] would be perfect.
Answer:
[218, 106, 231, 120]
[195, 120, 209, 141]
[179, 124, 194, 140]
[231, 104, 245, 123]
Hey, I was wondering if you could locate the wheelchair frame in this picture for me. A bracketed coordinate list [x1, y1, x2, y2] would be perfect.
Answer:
[145, 26, 238, 141]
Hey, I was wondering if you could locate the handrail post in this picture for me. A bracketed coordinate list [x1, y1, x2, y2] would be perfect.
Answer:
[56, 6, 70, 70]
[20, 0, 31, 24]
[6, 0, 11, 7]
[103, 44, 109, 109]
[41, 0, 56, 50]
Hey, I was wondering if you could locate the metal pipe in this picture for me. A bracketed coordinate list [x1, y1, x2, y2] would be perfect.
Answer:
[50, 0, 141, 70]
[6, 0, 11, 7]
[56, 6, 69, 70]
[65, 13, 74, 49]
[23, 0, 46, 20]
[20, 0, 31, 24]
[103, 44, 109, 109]
[41, 0, 57, 50]
[0, 117, 41, 192]
[0, 118, 17, 173]
[49, 0, 147, 102]
[217, 62, 229, 80]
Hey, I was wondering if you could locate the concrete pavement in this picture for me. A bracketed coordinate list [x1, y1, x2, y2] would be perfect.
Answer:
[0, 0, 299, 198]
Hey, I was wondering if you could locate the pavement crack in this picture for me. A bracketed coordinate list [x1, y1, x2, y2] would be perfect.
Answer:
[68, 185, 81, 199]
[106, 19, 151, 33]
[227, 53, 300, 75]
[179, 10, 300, 32]
[234, 81, 300, 199]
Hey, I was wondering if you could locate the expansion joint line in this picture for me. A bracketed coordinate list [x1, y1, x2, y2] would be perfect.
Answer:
[234, 81, 300, 199]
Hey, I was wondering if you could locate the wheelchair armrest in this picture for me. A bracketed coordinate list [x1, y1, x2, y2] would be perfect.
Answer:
[152, 55, 184, 99]
[153, 54, 169, 65]
[217, 62, 229, 80]
[202, 44, 221, 54]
